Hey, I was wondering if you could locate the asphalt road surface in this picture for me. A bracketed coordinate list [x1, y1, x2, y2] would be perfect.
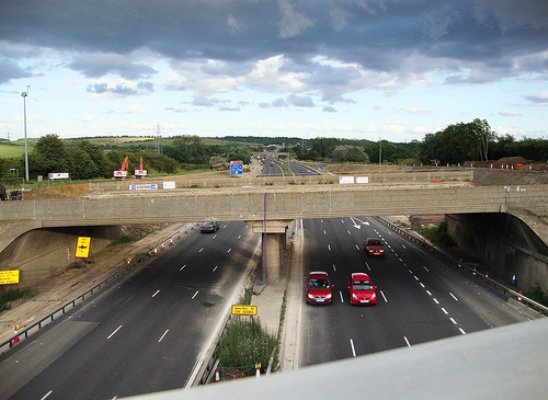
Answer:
[0, 222, 258, 400]
[299, 217, 527, 366]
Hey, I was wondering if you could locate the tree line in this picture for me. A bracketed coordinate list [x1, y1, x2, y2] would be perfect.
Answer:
[0, 118, 545, 182]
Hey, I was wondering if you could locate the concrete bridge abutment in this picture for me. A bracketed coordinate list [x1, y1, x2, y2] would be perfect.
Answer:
[248, 219, 292, 285]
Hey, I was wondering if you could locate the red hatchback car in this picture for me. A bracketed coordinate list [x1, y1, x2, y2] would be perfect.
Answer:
[364, 238, 385, 256]
[306, 271, 334, 304]
[347, 272, 378, 305]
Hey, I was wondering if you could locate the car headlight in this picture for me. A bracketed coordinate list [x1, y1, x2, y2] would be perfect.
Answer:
[352, 293, 358, 299]
[307, 293, 315, 299]
[325, 293, 332, 299]
[371, 293, 377, 298]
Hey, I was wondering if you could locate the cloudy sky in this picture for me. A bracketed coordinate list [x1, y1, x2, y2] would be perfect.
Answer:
[0, 0, 547, 142]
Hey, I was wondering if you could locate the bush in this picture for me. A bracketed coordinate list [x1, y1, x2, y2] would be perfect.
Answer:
[418, 221, 454, 248]
[218, 320, 277, 378]
[526, 287, 548, 306]
[0, 288, 33, 311]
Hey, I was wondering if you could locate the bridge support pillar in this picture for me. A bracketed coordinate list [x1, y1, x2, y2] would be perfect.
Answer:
[247, 220, 292, 285]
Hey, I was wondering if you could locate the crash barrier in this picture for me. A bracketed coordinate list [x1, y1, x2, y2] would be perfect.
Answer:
[375, 217, 548, 317]
[0, 227, 193, 355]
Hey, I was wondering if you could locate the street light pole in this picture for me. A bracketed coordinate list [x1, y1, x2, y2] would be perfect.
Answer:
[21, 88, 29, 182]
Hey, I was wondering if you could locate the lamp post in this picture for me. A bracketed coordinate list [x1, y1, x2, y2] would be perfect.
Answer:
[21, 88, 30, 182]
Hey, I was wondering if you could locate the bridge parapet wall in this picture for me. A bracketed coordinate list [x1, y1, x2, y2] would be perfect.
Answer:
[0, 184, 546, 253]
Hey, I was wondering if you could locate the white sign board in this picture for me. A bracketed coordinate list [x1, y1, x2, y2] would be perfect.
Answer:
[129, 183, 158, 191]
[163, 181, 176, 189]
[339, 176, 355, 184]
[356, 176, 369, 184]
[48, 172, 70, 180]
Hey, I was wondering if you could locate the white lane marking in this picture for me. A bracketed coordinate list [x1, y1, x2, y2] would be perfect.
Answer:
[327, 245, 331, 251]
[323, 230, 327, 235]
[349, 339, 356, 357]
[355, 244, 360, 251]
[433, 298, 439, 305]
[339, 291, 344, 303]
[365, 262, 371, 272]
[152, 289, 160, 298]
[348, 230, 352, 236]
[198, 248, 204, 253]
[107, 325, 123, 339]
[238, 235, 241, 240]
[426, 290, 432, 296]
[380, 290, 388, 303]
[398, 258, 403, 263]
[341, 219, 345, 224]
[402, 244, 407, 249]
[212, 265, 218, 272]
[450, 292, 459, 301]
[450, 317, 458, 325]
[441, 307, 448, 315]
[332, 264, 337, 272]
[423, 265, 430, 272]
[158, 329, 169, 343]
[420, 283, 425, 288]
[414, 276, 419, 281]
[41, 390, 53, 400]
[408, 269, 413, 274]
[459, 328, 467, 335]
[227, 248, 232, 253]
[213, 234, 217, 239]
[192, 290, 199, 299]
[404, 336, 411, 348]
[179, 264, 187, 271]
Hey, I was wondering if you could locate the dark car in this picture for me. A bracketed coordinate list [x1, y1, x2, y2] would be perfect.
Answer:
[364, 238, 385, 256]
[347, 272, 378, 305]
[305, 271, 334, 304]
[200, 220, 220, 233]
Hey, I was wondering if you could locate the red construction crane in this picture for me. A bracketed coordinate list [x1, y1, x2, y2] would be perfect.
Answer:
[135, 156, 147, 178]
[113, 155, 129, 179]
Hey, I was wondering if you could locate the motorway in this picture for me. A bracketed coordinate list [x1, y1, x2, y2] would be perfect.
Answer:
[0, 216, 530, 399]
[300, 217, 527, 366]
[0, 222, 259, 400]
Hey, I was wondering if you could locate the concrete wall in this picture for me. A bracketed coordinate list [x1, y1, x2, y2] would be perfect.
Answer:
[446, 213, 548, 292]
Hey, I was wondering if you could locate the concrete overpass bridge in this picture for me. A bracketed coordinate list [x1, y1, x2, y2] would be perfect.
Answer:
[0, 177, 546, 288]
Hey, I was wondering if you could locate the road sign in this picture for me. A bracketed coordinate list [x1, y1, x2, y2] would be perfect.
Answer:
[0, 270, 19, 285]
[230, 161, 243, 175]
[75, 236, 92, 258]
[231, 304, 258, 316]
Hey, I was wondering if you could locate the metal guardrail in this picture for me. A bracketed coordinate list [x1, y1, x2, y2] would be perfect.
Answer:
[0, 226, 196, 355]
[375, 217, 548, 317]
[0, 259, 134, 354]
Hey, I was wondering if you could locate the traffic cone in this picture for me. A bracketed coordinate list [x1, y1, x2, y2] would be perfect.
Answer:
[11, 325, 21, 346]
[169, 238, 174, 246]
[255, 363, 261, 378]
[517, 290, 523, 302]
[152, 248, 158, 256]
[214, 368, 220, 383]
[160, 243, 165, 251]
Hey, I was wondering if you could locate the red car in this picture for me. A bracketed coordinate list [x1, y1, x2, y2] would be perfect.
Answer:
[347, 272, 378, 305]
[364, 238, 385, 256]
[306, 271, 334, 304]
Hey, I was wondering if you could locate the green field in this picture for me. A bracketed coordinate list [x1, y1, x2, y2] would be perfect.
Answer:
[0, 142, 24, 158]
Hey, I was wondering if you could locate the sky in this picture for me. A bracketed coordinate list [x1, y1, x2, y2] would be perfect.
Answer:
[0, 0, 547, 143]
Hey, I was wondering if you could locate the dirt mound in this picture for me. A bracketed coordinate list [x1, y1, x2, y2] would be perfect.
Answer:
[26, 183, 90, 200]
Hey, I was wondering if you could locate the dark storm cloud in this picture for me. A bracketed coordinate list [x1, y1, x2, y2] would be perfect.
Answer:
[1, 0, 546, 85]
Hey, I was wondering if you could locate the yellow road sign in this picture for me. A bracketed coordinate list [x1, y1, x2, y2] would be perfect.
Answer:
[75, 236, 92, 258]
[0, 270, 20, 285]
[231, 304, 258, 316]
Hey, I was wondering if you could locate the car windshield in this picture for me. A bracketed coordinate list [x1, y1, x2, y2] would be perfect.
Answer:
[368, 240, 382, 246]
[352, 280, 373, 290]
[309, 278, 330, 288]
